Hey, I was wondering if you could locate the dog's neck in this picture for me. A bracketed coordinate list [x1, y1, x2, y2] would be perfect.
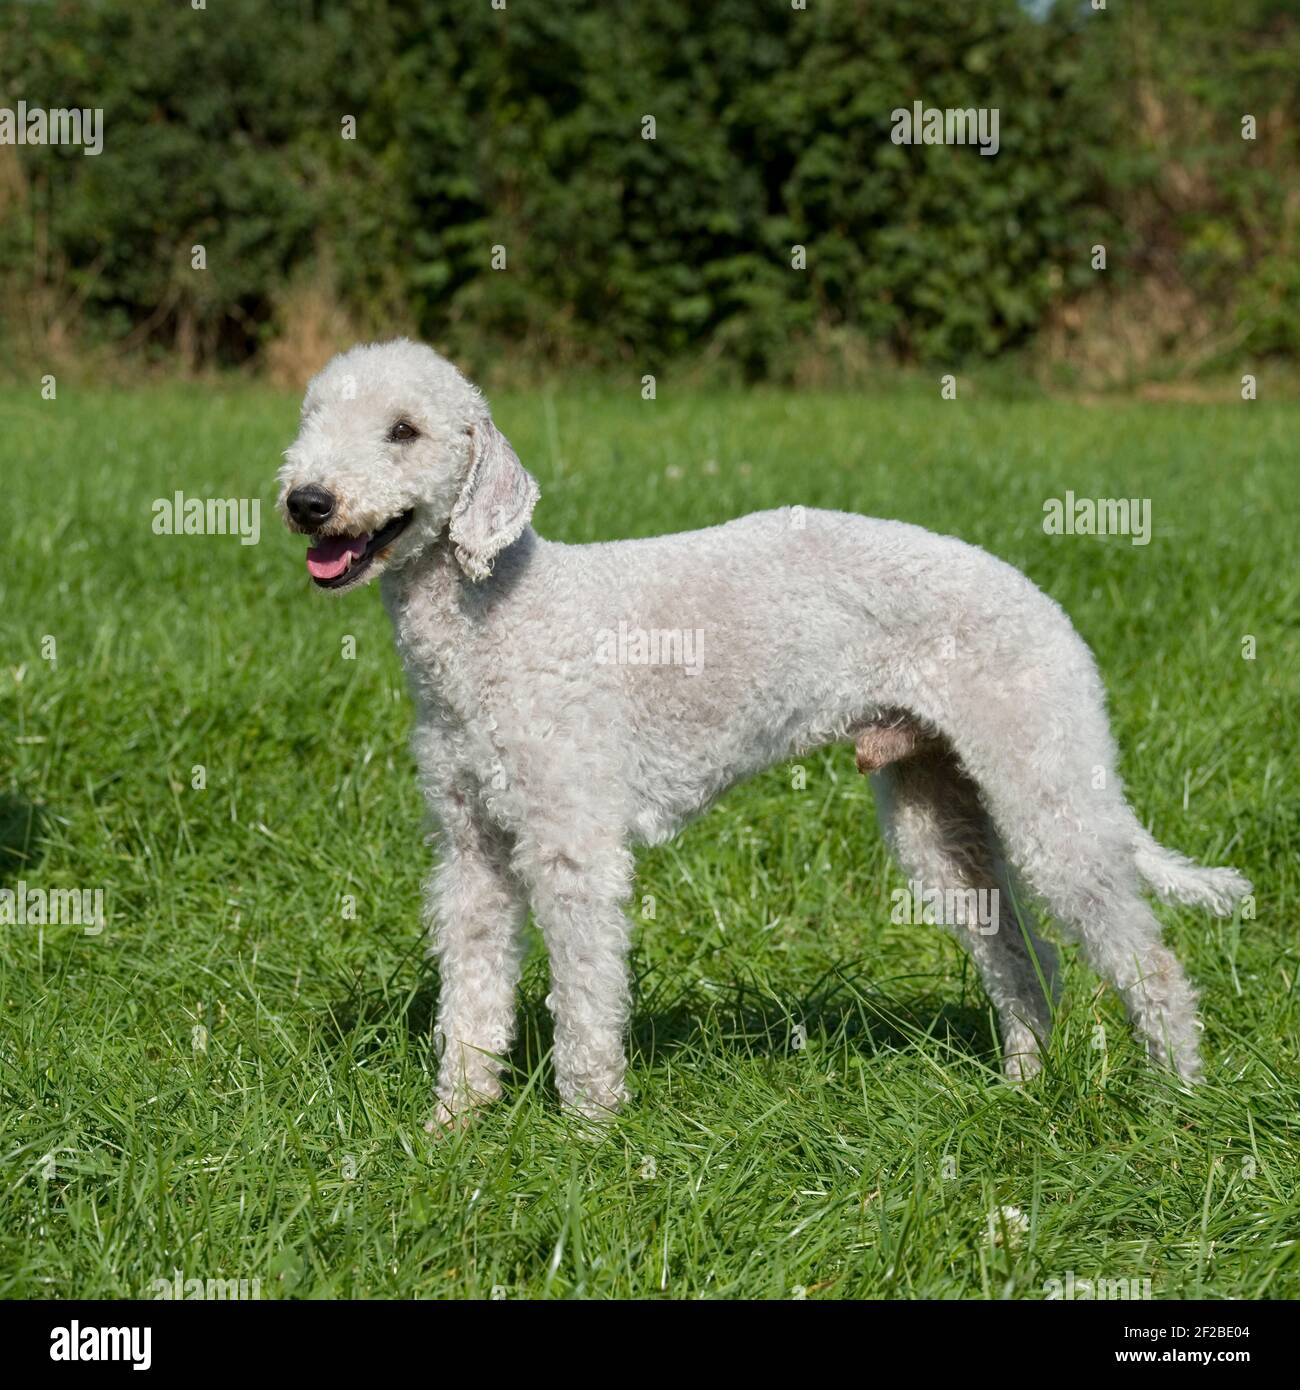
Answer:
[381, 528, 465, 627]
[380, 527, 538, 720]
[383, 524, 537, 609]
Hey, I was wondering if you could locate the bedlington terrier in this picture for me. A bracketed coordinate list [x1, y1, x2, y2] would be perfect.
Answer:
[277, 339, 1250, 1124]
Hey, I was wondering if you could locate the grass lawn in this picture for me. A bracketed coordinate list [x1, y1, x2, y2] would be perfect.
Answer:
[1, 379, 1296, 1300]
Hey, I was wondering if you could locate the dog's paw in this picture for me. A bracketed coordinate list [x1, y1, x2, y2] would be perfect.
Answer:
[1001, 1030, 1045, 1084]
[1147, 1040, 1204, 1087]
[557, 1080, 629, 1140]
[425, 1096, 488, 1137]
[561, 1102, 623, 1144]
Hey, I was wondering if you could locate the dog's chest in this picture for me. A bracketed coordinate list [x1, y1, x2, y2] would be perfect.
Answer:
[382, 571, 503, 782]
[390, 603, 475, 729]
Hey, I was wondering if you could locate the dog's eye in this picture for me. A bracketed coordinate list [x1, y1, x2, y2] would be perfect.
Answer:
[388, 421, 419, 442]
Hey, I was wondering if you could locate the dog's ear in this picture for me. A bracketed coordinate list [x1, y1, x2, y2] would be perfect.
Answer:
[449, 418, 540, 580]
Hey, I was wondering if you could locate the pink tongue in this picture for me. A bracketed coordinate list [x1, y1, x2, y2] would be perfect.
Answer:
[306, 533, 369, 579]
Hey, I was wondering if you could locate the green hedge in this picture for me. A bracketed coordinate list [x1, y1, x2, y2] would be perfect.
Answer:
[0, 0, 1295, 374]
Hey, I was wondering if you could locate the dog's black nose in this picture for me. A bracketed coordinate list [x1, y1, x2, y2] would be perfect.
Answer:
[286, 484, 336, 528]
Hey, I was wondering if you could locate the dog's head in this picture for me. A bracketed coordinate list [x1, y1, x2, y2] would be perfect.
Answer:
[277, 339, 539, 592]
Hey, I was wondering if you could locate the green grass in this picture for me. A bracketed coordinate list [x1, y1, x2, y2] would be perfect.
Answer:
[1, 380, 1296, 1300]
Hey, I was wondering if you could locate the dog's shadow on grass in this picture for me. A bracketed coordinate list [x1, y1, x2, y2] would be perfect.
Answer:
[517, 970, 994, 1084]
[625, 967, 992, 1076]
[328, 961, 996, 1084]
[0, 792, 49, 888]
[627, 973, 992, 1073]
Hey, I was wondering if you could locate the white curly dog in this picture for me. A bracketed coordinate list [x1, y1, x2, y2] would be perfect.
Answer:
[278, 339, 1250, 1124]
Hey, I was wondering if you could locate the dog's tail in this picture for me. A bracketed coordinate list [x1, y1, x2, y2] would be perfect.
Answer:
[1132, 825, 1251, 917]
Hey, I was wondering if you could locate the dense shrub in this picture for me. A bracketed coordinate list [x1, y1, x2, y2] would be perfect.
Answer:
[0, 0, 1294, 375]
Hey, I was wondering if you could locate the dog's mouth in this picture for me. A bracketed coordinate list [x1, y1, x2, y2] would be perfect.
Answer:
[305, 510, 414, 589]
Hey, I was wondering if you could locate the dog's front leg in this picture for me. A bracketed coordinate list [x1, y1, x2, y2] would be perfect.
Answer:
[521, 839, 634, 1121]
[426, 803, 526, 1131]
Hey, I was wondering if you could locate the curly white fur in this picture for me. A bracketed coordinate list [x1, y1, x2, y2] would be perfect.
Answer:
[277, 339, 1251, 1121]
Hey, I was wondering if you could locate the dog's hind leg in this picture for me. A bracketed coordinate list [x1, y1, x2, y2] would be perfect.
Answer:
[986, 784, 1204, 1079]
[947, 701, 1208, 1081]
[871, 746, 1058, 1079]
[1085, 913, 1203, 1081]
[990, 820, 1204, 1081]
